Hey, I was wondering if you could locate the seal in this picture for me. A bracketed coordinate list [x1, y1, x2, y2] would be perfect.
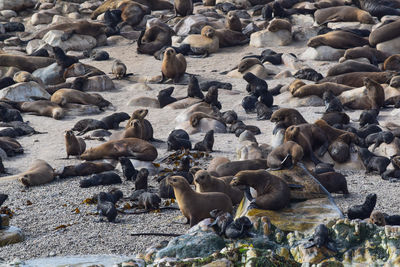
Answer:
[119, 157, 138, 181]
[358, 147, 390, 175]
[364, 77, 385, 109]
[174, 0, 193, 16]
[292, 82, 354, 98]
[207, 157, 230, 176]
[347, 193, 377, 220]
[270, 108, 307, 132]
[167, 129, 191, 151]
[365, 131, 394, 151]
[18, 160, 54, 186]
[314, 119, 360, 145]
[225, 11, 242, 32]
[369, 211, 386, 226]
[319, 71, 395, 88]
[343, 47, 388, 65]
[323, 90, 343, 113]
[369, 19, 400, 47]
[51, 89, 112, 109]
[316, 171, 349, 194]
[53, 46, 78, 68]
[307, 30, 369, 49]
[120, 1, 151, 26]
[58, 162, 115, 178]
[138, 192, 161, 210]
[137, 25, 173, 55]
[19, 100, 64, 120]
[194, 170, 243, 205]
[267, 18, 292, 32]
[112, 60, 127, 79]
[65, 130, 86, 159]
[71, 119, 107, 135]
[314, 6, 374, 25]
[303, 224, 337, 252]
[215, 29, 249, 48]
[97, 192, 118, 222]
[215, 159, 268, 177]
[0, 54, 55, 73]
[243, 72, 273, 107]
[101, 112, 130, 129]
[167, 175, 233, 227]
[384, 54, 400, 71]
[267, 141, 304, 170]
[161, 47, 187, 83]
[63, 63, 105, 79]
[327, 60, 381, 77]
[80, 171, 122, 188]
[182, 26, 219, 56]
[194, 130, 214, 151]
[125, 109, 155, 141]
[135, 168, 149, 190]
[80, 138, 158, 161]
[322, 112, 350, 126]
[231, 169, 290, 210]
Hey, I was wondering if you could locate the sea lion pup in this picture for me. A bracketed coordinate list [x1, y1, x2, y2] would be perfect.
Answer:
[292, 83, 354, 98]
[369, 19, 400, 47]
[244, 72, 273, 108]
[314, 6, 374, 25]
[52, 46, 78, 68]
[97, 192, 118, 222]
[369, 211, 386, 226]
[135, 168, 149, 190]
[64, 130, 86, 159]
[366, 131, 394, 151]
[51, 89, 111, 109]
[19, 100, 64, 120]
[119, 157, 138, 181]
[358, 147, 390, 175]
[137, 24, 173, 55]
[322, 112, 350, 126]
[18, 160, 55, 187]
[343, 47, 388, 65]
[364, 77, 385, 109]
[270, 108, 307, 133]
[167, 175, 233, 227]
[319, 71, 395, 88]
[307, 30, 369, 50]
[63, 63, 106, 79]
[138, 192, 161, 210]
[187, 75, 204, 99]
[174, 0, 193, 17]
[225, 11, 242, 32]
[194, 130, 214, 151]
[359, 109, 379, 127]
[194, 170, 243, 205]
[315, 171, 349, 194]
[255, 102, 272, 120]
[112, 60, 127, 79]
[384, 54, 400, 71]
[323, 90, 343, 113]
[182, 26, 219, 56]
[101, 112, 130, 130]
[214, 159, 269, 177]
[58, 162, 115, 178]
[158, 86, 177, 108]
[80, 172, 122, 188]
[347, 193, 377, 220]
[267, 141, 304, 170]
[80, 138, 158, 161]
[167, 129, 191, 150]
[327, 60, 381, 77]
[231, 170, 290, 210]
[120, 1, 150, 26]
[161, 48, 187, 83]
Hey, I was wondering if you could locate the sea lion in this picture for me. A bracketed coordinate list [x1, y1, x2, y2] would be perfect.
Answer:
[365, 131, 394, 151]
[214, 159, 268, 177]
[161, 48, 187, 83]
[51, 89, 111, 109]
[135, 168, 149, 190]
[194, 170, 243, 205]
[174, 0, 193, 16]
[97, 192, 118, 222]
[318, 71, 395, 88]
[0, 137, 23, 157]
[167, 175, 233, 227]
[369, 19, 400, 47]
[369, 211, 386, 226]
[327, 60, 381, 77]
[80, 138, 158, 161]
[303, 224, 337, 252]
[18, 160, 54, 187]
[307, 30, 369, 49]
[101, 112, 130, 129]
[231, 170, 290, 210]
[364, 77, 385, 109]
[119, 157, 138, 181]
[0, 55, 55, 73]
[316, 171, 349, 194]
[289, 79, 306, 95]
[137, 25, 173, 55]
[383, 54, 400, 71]
[119, 119, 143, 140]
[187, 75, 204, 99]
[80, 172, 122, 188]
[120, 1, 151, 26]
[215, 29, 249, 48]
[65, 130, 86, 159]
[314, 119, 359, 145]
[19, 21, 106, 42]
[323, 90, 343, 113]
[314, 6, 374, 25]
[63, 63, 105, 79]
[58, 162, 115, 178]
[359, 109, 379, 127]
[71, 119, 107, 135]
[194, 130, 214, 151]
[255, 102, 272, 120]
[53, 47, 78, 68]
[270, 108, 307, 132]
[343, 47, 388, 64]
[292, 82, 354, 98]
[182, 26, 219, 56]
[347, 193, 376, 220]
[225, 11, 242, 32]
[267, 141, 304, 170]
[158, 87, 177, 108]
[167, 129, 191, 151]
[138, 192, 161, 210]
[125, 109, 155, 141]
[243, 72, 273, 107]
[358, 147, 390, 175]
[267, 18, 292, 32]
[20, 100, 64, 120]
[112, 60, 127, 79]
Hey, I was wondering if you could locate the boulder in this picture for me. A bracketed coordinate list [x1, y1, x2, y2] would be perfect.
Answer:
[33, 63, 65, 85]
[300, 46, 345, 61]
[31, 12, 53, 26]
[0, 81, 51, 101]
[0, 226, 24, 247]
[42, 30, 97, 52]
[0, 0, 35, 11]
[250, 29, 292, 47]
[376, 36, 400, 55]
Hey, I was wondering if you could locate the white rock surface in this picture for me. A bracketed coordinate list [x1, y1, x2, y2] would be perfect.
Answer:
[250, 29, 292, 47]
[42, 30, 97, 52]
[0, 81, 51, 101]
[300, 46, 345, 61]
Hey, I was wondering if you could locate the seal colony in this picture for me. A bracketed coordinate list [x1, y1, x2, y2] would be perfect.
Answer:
[0, 0, 400, 262]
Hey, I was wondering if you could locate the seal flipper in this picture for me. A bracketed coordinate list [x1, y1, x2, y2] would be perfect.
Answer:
[280, 154, 293, 169]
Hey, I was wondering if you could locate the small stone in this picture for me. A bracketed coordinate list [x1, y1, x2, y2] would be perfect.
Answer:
[0, 10, 17, 18]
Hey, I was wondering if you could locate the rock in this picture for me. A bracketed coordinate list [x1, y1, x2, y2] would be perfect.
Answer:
[60, 2, 80, 14]
[130, 159, 159, 176]
[0, 81, 50, 101]
[292, 27, 318, 42]
[42, 30, 97, 52]
[203, 259, 233, 267]
[156, 227, 226, 260]
[0, 226, 24, 247]
[175, 118, 226, 134]
[0, 10, 17, 18]
[0, 0, 35, 11]
[63, 103, 102, 116]
[82, 75, 115, 92]
[67, 12, 81, 20]
[130, 83, 152, 91]
[250, 29, 292, 47]
[32, 63, 65, 85]
[107, 35, 132, 46]
[376, 36, 400, 55]
[300, 46, 345, 61]
[327, 22, 373, 31]
[31, 12, 53, 26]
[282, 53, 308, 70]
[127, 97, 160, 108]
[39, 3, 54, 10]
[291, 14, 314, 28]
[51, 15, 75, 24]
[274, 70, 292, 79]
[26, 39, 50, 55]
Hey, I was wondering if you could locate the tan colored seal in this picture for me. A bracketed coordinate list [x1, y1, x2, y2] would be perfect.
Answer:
[20, 100, 64, 120]
[270, 108, 307, 129]
[369, 211, 386, 226]
[231, 169, 290, 210]
[292, 82, 354, 98]
[125, 109, 154, 141]
[183, 26, 219, 55]
[80, 138, 157, 161]
[194, 170, 243, 205]
[167, 175, 233, 226]
[51, 89, 111, 109]
[225, 11, 242, 32]
[65, 130, 86, 159]
[13, 160, 55, 186]
[314, 6, 374, 25]
[318, 71, 395, 87]
[161, 47, 187, 82]
[0, 55, 55, 73]
[307, 30, 369, 49]
[384, 54, 400, 71]
[267, 18, 292, 32]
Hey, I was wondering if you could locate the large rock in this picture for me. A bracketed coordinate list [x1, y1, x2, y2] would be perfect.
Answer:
[31, 12, 53, 26]
[376, 36, 400, 55]
[0, 81, 51, 101]
[0, 226, 24, 247]
[70, 75, 115, 92]
[250, 29, 292, 47]
[0, 0, 35, 11]
[42, 30, 97, 52]
[33, 62, 65, 85]
[300, 46, 345, 61]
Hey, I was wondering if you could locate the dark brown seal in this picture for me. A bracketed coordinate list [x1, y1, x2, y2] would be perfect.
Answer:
[137, 24, 173, 55]
[58, 162, 115, 178]
[0, 55, 55, 73]
[384, 54, 400, 71]
[369, 19, 400, 47]
[194, 170, 243, 205]
[214, 159, 268, 177]
[315, 171, 349, 194]
[231, 170, 290, 210]
[174, 0, 193, 16]
[65, 130, 86, 159]
[344, 46, 388, 64]
[167, 175, 233, 227]
[225, 11, 242, 32]
[270, 108, 307, 130]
